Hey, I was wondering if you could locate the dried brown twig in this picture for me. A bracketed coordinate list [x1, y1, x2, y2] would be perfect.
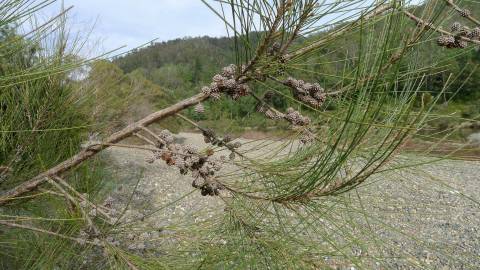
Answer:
[0, 220, 103, 247]
[444, 0, 480, 26]
[403, 9, 480, 45]
[0, 93, 208, 205]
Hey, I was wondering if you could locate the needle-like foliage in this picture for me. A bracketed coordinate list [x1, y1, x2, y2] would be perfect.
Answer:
[1, 0, 479, 269]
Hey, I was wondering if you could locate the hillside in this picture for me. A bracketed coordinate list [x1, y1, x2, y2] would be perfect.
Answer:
[106, 5, 480, 137]
[114, 37, 234, 91]
[111, 3, 480, 103]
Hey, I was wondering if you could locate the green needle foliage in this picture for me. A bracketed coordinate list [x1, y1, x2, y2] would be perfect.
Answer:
[1, 0, 479, 269]
[0, 1, 107, 269]
[0, 1, 90, 186]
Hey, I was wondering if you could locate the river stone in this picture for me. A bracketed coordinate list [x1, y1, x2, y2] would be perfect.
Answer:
[467, 132, 480, 146]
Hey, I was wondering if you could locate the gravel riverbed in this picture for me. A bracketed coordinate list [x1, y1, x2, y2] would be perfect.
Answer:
[103, 132, 480, 269]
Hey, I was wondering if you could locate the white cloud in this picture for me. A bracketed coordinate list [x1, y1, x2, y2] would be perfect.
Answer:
[42, 0, 228, 56]
[41, 0, 422, 57]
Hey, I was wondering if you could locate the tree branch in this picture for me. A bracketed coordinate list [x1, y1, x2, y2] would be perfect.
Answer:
[53, 176, 112, 218]
[0, 220, 103, 247]
[403, 9, 480, 45]
[444, 0, 480, 26]
[0, 93, 208, 205]
[284, 4, 394, 61]
[47, 177, 96, 231]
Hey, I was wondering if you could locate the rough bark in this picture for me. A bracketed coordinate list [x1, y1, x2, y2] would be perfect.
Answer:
[0, 93, 208, 205]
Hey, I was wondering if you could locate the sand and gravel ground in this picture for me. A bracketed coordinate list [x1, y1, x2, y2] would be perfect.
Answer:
[103, 132, 480, 269]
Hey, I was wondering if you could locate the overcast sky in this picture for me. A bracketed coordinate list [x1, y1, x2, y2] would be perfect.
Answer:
[43, 0, 228, 56]
[41, 0, 423, 57]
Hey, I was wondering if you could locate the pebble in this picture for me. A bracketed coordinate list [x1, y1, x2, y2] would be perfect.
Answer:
[101, 133, 480, 268]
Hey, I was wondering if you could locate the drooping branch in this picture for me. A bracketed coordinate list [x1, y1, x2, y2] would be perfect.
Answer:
[1, 61, 259, 203]
[0, 93, 208, 205]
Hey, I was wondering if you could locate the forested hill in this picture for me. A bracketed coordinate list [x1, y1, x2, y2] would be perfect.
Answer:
[113, 36, 235, 89]
[112, 29, 480, 105]
[107, 4, 480, 129]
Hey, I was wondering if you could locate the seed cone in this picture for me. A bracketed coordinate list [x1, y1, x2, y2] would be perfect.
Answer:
[201, 86, 211, 95]
[300, 129, 315, 144]
[456, 40, 468, 48]
[264, 109, 281, 120]
[459, 26, 470, 37]
[460, 9, 471, 17]
[284, 107, 311, 126]
[223, 134, 232, 143]
[149, 128, 224, 197]
[437, 35, 455, 47]
[200, 64, 250, 102]
[194, 103, 205, 114]
[470, 27, 480, 38]
[451, 22, 462, 32]
[285, 77, 326, 107]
